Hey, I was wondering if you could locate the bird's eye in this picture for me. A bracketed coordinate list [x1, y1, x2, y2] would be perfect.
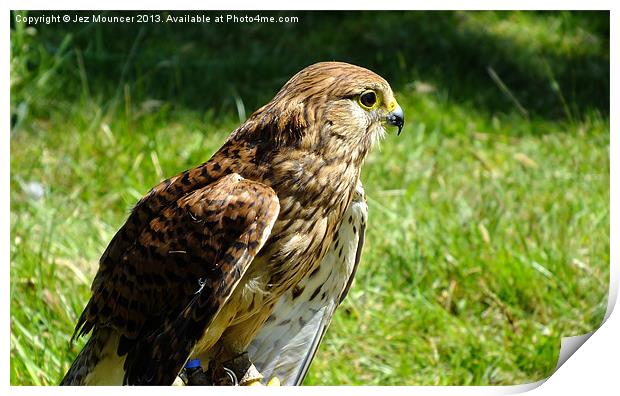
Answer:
[358, 90, 378, 109]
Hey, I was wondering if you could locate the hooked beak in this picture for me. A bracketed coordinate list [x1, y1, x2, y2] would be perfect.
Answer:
[386, 103, 405, 135]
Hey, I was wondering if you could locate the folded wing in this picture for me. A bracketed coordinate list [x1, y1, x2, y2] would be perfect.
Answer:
[69, 173, 279, 385]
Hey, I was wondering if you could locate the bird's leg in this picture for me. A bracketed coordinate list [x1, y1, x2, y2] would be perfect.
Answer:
[209, 351, 279, 386]
[175, 359, 211, 385]
[230, 353, 280, 386]
[222, 351, 263, 386]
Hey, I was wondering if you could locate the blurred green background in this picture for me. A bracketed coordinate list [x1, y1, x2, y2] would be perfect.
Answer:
[10, 11, 610, 385]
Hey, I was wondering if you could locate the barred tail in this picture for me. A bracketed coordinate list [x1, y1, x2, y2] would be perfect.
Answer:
[60, 328, 124, 385]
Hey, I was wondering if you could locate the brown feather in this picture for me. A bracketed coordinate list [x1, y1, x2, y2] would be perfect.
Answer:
[64, 61, 400, 385]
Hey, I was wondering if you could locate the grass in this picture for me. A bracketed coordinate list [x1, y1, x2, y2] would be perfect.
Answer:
[10, 11, 609, 386]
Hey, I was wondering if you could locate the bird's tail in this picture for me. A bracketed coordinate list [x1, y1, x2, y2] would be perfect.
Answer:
[60, 328, 125, 385]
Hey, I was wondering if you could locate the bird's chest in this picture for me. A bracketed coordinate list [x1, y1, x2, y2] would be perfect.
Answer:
[230, 203, 345, 323]
[224, 159, 357, 327]
[271, 200, 348, 283]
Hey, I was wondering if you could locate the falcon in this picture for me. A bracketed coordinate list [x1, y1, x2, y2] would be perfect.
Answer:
[60, 61, 404, 386]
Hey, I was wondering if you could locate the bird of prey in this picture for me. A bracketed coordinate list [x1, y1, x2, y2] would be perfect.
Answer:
[61, 61, 404, 386]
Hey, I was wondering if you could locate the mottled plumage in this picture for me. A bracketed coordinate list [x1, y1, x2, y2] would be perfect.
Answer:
[61, 61, 403, 385]
[249, 182, 367, 385]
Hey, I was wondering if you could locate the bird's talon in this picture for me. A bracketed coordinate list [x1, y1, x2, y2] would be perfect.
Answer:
[244, 377, 280, 386]
[267, 377, 281, 386]
[245, 378, 263, 386]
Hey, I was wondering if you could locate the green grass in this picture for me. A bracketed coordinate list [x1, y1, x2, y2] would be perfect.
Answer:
[10, 11, 609, 386]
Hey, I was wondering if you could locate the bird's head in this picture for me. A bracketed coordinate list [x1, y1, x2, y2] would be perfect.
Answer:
[239, 62, 404, 159]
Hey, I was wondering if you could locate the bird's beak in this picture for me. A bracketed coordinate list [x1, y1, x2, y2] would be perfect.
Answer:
[386, 103, 405, 135]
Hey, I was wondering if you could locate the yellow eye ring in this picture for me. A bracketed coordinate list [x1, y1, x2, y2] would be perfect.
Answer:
[358, 90, 379, 110]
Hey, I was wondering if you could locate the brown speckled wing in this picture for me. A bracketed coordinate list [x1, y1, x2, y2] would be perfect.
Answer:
[73, 173, 279, 385]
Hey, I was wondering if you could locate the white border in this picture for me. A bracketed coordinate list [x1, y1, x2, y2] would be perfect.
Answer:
[3, 2, 616, 395]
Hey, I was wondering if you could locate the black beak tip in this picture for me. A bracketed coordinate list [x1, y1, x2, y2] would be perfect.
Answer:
[387, 105, 405, 136]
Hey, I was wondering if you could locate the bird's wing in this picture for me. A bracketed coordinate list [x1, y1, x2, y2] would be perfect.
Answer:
[248, 183, 367, 385]
[72, 173, 279, 385]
